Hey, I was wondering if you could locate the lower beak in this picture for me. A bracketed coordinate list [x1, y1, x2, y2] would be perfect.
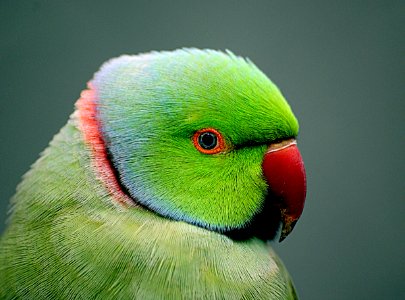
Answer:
[262, 139, 307, 242]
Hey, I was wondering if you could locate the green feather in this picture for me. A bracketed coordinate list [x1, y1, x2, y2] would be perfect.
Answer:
[95, 49, 298, 229]
[0, 49, 299, 299]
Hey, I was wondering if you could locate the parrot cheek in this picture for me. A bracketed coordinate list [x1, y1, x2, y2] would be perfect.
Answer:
[261, 139, 307, 242]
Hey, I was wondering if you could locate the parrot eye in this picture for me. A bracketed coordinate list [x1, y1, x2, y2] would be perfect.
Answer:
[193, 128, 226, 154]
[199, 132, 217, 149]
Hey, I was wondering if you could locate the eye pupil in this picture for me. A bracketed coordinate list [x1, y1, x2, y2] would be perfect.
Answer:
[198, 132, 217, 150]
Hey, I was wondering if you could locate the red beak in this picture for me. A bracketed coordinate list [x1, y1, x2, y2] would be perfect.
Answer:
[262, 139, 307, 242]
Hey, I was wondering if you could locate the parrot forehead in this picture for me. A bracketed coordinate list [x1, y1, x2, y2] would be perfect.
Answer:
[93, 49, 298, 144]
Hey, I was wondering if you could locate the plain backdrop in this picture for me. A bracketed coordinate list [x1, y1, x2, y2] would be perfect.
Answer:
[1, 1, 404, 299]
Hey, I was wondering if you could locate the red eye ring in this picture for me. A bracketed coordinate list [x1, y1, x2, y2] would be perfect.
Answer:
[192, 128, 226, 154]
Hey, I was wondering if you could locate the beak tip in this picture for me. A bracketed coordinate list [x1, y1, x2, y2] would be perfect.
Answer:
[278, 218, 298, 243]
[278, 235, 287, 243]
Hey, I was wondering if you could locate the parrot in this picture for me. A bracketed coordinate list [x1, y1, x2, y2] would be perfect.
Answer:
[0, 48, 306, 299]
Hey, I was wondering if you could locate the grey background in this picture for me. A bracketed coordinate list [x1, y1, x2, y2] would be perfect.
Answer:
[1, 1, 404, 299]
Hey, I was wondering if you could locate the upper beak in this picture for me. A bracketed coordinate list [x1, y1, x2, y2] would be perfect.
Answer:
[262, 139, 307, 242]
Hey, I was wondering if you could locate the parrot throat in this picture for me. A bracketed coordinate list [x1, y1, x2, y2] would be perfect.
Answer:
[224, 191, 283, 241]
[76, 83, 134, 207]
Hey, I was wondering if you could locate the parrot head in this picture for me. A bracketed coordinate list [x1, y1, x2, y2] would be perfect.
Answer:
[80, 49, 306, 242]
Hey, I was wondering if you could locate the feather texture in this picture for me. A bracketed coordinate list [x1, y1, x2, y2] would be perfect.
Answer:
[0, 49, 300, 299]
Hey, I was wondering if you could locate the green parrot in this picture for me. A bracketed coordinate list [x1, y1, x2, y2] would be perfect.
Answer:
[0, 49, 306, 299]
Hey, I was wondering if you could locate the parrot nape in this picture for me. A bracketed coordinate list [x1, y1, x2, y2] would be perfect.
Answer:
[0, 49, 306, 299]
